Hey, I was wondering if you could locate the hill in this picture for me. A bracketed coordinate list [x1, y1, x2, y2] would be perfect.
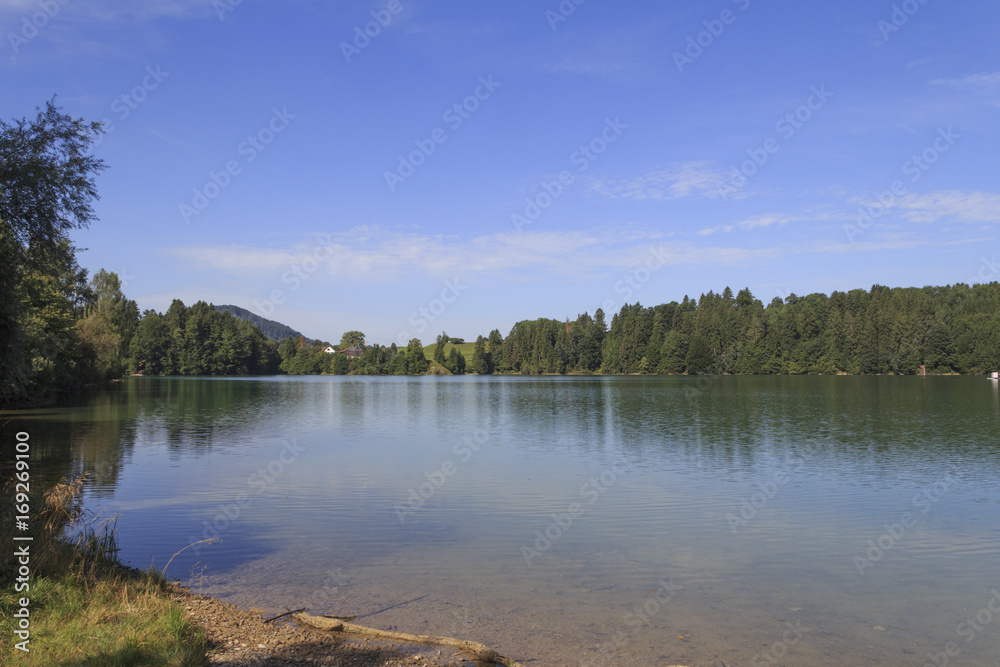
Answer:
[422, 342, 476, 364]
[214, 305, 310, 343]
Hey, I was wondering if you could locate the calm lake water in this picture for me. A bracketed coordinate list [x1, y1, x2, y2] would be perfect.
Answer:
[6, 375, 1000, 666]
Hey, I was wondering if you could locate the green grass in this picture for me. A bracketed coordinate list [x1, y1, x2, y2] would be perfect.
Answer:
[422, 342, 477, 364]
[0, 570, 207, 666]
[0, 476, 208, 666]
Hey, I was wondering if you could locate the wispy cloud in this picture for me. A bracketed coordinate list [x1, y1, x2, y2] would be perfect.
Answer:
[696, 207, 853, 236]
[893, 190, 1000, 224]
[166, 228, 616, 283]
[810, 236, 991, 255]
[0, 0, 214, 22]
[931, 72, 1000, 106]
[588, 162, 732, 201]
[846, 189, 1000, 225]
[165, 226, 828, 284]
[1, 0, 219, 66]
[932, 71, 1000, 91]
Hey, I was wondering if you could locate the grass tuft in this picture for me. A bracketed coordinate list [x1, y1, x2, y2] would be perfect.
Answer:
[0, 475, 209, 665]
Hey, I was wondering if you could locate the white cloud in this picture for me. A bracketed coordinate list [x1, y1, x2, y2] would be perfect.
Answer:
[166, 228, 615, 283]
[932, 71, 1000, 91]
[696, 207, 853, 236]
[809, 236, 991, 255]
[0, 0, 215, 22]
[165, 226, 822, 285]
[588, 162, 733, 201]
[893, 191, 1000, 224]
[931, 72, 1000, 106]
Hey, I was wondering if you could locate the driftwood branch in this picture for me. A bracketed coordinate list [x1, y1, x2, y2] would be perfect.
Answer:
[293, 612, 525, 667]
[264, 608, 306, 624]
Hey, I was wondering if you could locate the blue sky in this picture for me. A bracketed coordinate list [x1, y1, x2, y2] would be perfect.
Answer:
[3, 0, 999, 345]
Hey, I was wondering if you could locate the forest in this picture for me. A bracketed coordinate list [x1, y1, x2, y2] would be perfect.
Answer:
[201, 281, 1000, 379]
[484, 283, 1000, 376]
[129, 300, 279, 376]
[4, 101, 999, 411]
[214, 304, 307, 342]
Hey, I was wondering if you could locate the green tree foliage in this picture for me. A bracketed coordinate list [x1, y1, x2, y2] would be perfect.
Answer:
[214, 305, 308, 342]
[77, 270, 139, 379]
[1, 99, 108, 406]
[332, 352, 351, 375]
[339, 331, 365, 349]
[471, 335, 493, 374]
[0, 99, 106, 250]
[483, 285, 1000, 376]
[405, 338, 430, 375]
[278, 336, 330, 375]
[684, 335, 715, 375]
[434, 332, 448, 364]
[487, 329, 504, 370]
[278, 337, 433, 376]
[446, 347, 467, 375]
[15, 246, 85, 397]
[129, 301, 280, 376]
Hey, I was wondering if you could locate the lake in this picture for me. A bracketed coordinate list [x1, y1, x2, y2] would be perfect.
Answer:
[6, 375, 1000, 666]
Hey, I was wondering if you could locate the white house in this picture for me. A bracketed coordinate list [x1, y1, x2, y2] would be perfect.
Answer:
[323, 346, 336, 354]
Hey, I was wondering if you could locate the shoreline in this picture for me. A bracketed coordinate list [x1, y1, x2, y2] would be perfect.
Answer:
[169, 582, 469, 666]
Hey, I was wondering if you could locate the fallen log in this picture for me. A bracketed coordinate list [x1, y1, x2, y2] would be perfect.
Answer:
[263, 608, 306, 624]
[292, 612, 525, 667]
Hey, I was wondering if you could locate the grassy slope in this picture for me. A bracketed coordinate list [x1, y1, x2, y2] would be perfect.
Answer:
[421, 342, 477, 364]
[0, 477, 208, 666]
[0, 571, 206, 666]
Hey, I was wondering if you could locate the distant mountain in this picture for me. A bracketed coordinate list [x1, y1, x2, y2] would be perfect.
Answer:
[214, 305, 310, 343]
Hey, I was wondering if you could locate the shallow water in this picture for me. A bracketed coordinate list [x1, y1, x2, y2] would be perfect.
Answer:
[6, 375, 1000, 666]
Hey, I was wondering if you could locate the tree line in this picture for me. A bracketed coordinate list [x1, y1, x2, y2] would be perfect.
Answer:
[92, 281, 1000, 382]
[129, 300, 279, 376]
[5, 101, 999, 409]
[474, 284, 1000, 376]
[275, 334, 432, 376]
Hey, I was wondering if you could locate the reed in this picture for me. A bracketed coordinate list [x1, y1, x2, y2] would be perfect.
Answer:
[1, 475, 208, 666]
